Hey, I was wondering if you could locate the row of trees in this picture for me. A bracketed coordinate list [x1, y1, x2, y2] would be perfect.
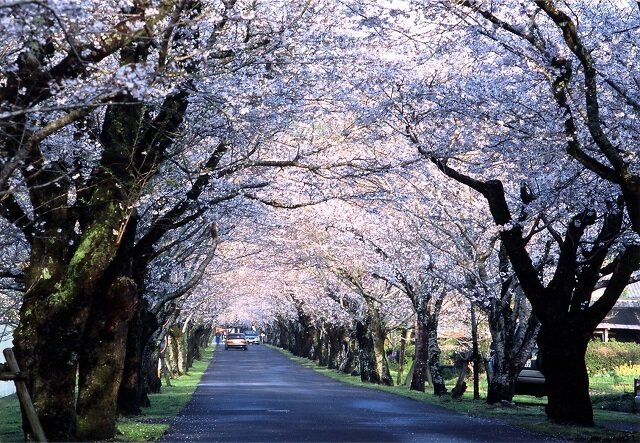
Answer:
[0, 0, 638, 439]
[0, 0, 342, 439]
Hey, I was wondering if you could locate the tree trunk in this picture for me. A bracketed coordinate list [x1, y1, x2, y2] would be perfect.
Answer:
[13, 306, 83, 441]
[172, 325, 187, 375]
[538, 325, 592, 425]
[338, 334, 357, 375]
[451, 357, 470, 399]
[426, 321, 447, 395]
[166, 333, 179, 377]
[13, 193, 133, 440]
[470, 303, 480, 399]
[410, 318, 428, 391]
[318, 327, 329, 366]
[328, 326, 347, 370]
[370, 307, 393, 386]
[485, 247, 541, 404]
[396, 328, 408, 385]
[145, 342, 162, 394]
[355, 319, 381, 383]
[187, 325, 208, 368]
[77, 276, 137, 440]
[118, 304, 158, 415]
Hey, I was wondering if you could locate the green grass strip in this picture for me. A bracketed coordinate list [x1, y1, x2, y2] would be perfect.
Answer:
[116, 346, 214, 442]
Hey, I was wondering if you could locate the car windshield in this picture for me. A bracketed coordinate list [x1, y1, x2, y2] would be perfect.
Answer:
[244, 331, 258, 336]
[228, 334, 245, 339]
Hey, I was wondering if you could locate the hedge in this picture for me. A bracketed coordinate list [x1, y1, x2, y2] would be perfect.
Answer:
[585, 340, 640, 375]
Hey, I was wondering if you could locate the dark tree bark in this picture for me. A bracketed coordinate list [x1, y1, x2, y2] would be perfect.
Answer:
[396, 328, 409, 385]
[338, 333, 358, 375]
[426, 302, 447, 396]
[410, 318, 428, 392]
[318, 326, 330, 367]
[327, 325, 348, 370]
[77, 277, 138, 440]
[370, 306, 393, 386]
[114, 135, 227, 417]
[394, 272, 446, 394]
[13, 168, 140, 440]
[485, 245, 541, 404]
[117, 303, 158, 415]
[355, 318, 382, 384]
[445, 0, 640, 423]
[427, 157, 640, 425]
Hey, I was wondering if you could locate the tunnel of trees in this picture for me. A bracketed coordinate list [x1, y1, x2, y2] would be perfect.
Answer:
[0, 0, 639, 439]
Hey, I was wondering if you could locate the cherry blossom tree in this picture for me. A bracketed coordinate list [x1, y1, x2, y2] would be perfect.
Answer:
[344, 0, 640, 426]
[1, 0, 343, 439]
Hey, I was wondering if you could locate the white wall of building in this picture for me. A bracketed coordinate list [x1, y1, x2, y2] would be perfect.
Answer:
[0, 330, 16, 397]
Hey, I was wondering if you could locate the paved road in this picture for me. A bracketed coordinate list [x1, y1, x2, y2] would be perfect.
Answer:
[162, 345, 555, 442]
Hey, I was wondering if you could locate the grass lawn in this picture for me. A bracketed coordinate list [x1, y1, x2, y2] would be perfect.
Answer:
[0, 347, 214, 443]
[274, 347, 640, 442]
[0, 393, 22, 442]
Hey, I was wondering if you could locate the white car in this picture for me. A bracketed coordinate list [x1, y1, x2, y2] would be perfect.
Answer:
[244, 331, 260, 344]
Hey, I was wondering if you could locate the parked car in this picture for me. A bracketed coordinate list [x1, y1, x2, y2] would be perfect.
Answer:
[225, 333, 248, 350]
[515, 348, 546, 397]
[487, 347, 546, 397]
[243, 330, 260, 344]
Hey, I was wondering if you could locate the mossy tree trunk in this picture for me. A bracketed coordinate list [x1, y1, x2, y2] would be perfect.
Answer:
[370, 305, 393, 386]
[13, 180, 138, 440]
[355, 318, 380, 383]
[77, 276, 138, 440]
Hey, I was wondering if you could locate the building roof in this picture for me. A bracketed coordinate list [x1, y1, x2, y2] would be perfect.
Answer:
[624, 281, 640, 298]
[598, 302, 640, 330]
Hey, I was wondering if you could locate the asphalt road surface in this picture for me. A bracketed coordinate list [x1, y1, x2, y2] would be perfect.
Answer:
[161, 345, 555, 442]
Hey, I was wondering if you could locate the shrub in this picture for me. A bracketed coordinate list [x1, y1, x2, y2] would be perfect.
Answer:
[586, 340, 640, 375]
